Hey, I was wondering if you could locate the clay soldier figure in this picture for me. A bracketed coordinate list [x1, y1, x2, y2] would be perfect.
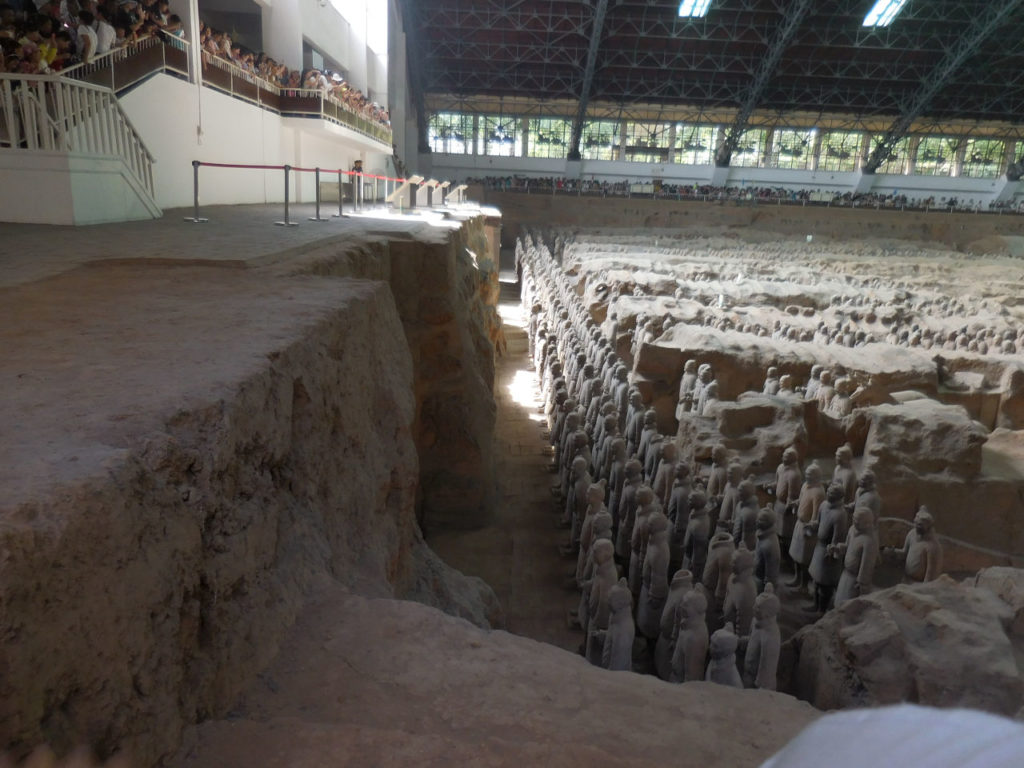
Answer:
[613, 366, 630, 432]
[833, 443, 858, 506]
[808, 482, 849, 613]
[666, 462, 693, 573]
[763, 366, 781, 395]
[692, 364, 715, 414]
[778, 374, 796, 395]
[724, 544, 757, 638]
[788, 462, 825, 593]
[670, 588, 709, 683]
[576, 481, 608, 585]
[718, 462, 744, 533]
[754, 507, 781, 593]
[653, 439, 681, 510]
[773, 447, 802, 561]
[637, 513, 672, 642]
[614, 459, 644, 566]
[683, 489, 711, 578]
[624, 391, 646, 456]
[584, 538, 618, 665]
[804, 364, 824, 401]
[854, 469, 882, 551]
[697, 377, 718, 417]
[705, 622, 743, 688]
[564, 454, 592, 548]
[601, 578, 635, 672]
[732, 479, 760, 552]
[833, 507, 878, 607]
[706, 443, 730, 499]
[637, 410, 659, 466]
[815, 370, 835, 412]
[643, 434, 664, 484]
[655, 570, 694, 680]
[628, 486, 658, 602]
[743, 584, 781, 690]
[676, 359, 699, 420]
[606, 438, 628, 526]
[702, 530, 736, 629]
[895, 506, 943, 582]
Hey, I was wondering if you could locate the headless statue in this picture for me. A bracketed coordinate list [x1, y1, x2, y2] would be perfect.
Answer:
[705, 622, 743, 688]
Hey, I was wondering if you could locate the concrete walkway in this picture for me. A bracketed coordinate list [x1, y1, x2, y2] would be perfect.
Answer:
[428, 281, 580, 652]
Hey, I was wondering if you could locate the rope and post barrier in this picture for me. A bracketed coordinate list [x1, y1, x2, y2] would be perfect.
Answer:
[182, 161, 448, 224]
[308, 167, 328, 222]
[274, 165, 298, 226]
[183, 160, 208, 223]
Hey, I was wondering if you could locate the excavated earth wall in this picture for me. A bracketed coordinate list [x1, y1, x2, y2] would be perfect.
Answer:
[0, 216, 501, 765]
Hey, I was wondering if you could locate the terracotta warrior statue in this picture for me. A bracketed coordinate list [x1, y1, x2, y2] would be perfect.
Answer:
[773, 447, 802, 560]
[788, 462, 825, 593]
[655, 570, 694, 680]
[670, 588, 709, 683]
[754, 507, 781, 593]
[683, 489, 710, 578]
[705, 622, 743, 688]
[833, 506, 878, 608]
[614, 459, 643, 565]
[732, 478, 760, 551]
[808, 482, 849, 613]
[637, 513, 672, 641]
[724, 543, 757, 638]
[743, 583, 781, 690]
[676, 359, 698, 420]
[833, 443, 858, 506]
[762, 366, 781, 396]
[602, 577, 635, 671]
[896, 506, 943, 582]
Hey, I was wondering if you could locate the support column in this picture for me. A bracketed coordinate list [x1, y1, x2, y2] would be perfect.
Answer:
[810, 130, 823, 172]
[667, 122, 677, 164]
[521, 116, 530, 158]
[906, 136, 920, 176]
[617, 121, 627, 162]
[952, 139, 968, 177]
[762, 128, 774, 168]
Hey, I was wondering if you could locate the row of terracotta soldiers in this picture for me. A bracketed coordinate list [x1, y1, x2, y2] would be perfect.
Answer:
[519, 234, 780, 687]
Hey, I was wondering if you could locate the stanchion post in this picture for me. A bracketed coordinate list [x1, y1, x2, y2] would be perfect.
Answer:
[309, 167, 327, 222]
[333, 170, 345, 217]
[183, 160, 208, 222]
[275, 164, 298, 226]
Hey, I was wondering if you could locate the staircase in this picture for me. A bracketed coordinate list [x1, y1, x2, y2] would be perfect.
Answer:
[0, 72, 161, 224]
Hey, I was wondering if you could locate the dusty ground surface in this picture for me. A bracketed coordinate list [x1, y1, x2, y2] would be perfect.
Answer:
[429, 283, 580, 651]
[171, 585, 819, 768]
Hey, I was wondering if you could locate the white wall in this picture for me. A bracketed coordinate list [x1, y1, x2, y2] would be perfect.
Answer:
[119, 73, 389, 209]
[422, 152, 1013, 205]
[0, 152, 155, 225]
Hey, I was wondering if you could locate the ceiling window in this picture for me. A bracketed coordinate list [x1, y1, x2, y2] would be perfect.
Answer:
[678, 0, 713, 18]
[863, 0, 909, 27]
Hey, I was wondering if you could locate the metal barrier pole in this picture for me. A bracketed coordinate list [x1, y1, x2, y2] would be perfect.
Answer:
[333, 170, 345, 217]
[183, 160, 208, 222]
[357, 172, 363, 211]
[308, 167, 327, 222]
[426, 185, 433, 208]
[275, 164, 298, 226]
[409, 182, 417, 210]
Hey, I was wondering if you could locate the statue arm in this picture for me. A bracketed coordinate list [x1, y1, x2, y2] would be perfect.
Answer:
[858, 542, 877, 587]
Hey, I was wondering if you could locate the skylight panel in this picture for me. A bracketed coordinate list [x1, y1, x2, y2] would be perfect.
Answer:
[679, 0, 713, 18]
[863, 0, 909, 27]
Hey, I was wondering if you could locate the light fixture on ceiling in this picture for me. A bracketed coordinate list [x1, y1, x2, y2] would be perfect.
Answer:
[678, 0, 713, 19]
[862, 0, 909, 28]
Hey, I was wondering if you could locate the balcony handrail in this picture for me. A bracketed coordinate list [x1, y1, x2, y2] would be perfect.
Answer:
[0, 73, 155, 198]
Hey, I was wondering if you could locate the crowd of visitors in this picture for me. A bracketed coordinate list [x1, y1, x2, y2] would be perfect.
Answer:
[470, 175, 1023, 214]
[0, 0, 390, 129]
[1, 0, 182, 74]
[200, 22, 389, 128]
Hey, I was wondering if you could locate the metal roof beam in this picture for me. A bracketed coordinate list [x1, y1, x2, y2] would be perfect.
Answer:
[715, 0, 814, 167]
[863, 0, 1024, 173]
[568, 0, 610, 161]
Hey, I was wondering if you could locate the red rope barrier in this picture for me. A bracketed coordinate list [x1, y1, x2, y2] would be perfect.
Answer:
[194, 161, 408, 183]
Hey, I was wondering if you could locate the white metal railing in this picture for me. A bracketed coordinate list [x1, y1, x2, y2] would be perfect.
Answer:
[62, 34, 190, 94]
[0, 74, 155, 198]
